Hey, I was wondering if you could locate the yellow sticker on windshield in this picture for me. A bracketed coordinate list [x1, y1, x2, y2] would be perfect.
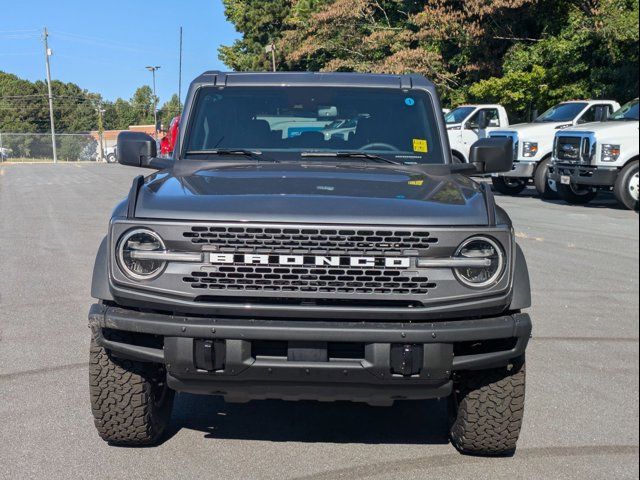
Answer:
[408, 179, 424, 186]
[413, 139, 428, 153]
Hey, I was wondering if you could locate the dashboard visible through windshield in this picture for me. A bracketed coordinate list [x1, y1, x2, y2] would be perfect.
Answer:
[184, 86, 444, 164]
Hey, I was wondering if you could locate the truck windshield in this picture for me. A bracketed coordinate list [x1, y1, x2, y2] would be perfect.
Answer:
[184, 86, 444, 164]
[445, 106, 475, 124]
[609, 99, 639, 121]
[535, 103, 587, 123]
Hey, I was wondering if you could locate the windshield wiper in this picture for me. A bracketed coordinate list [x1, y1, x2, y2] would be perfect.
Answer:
[185, 149, 270, 160]
[300, 151, 401, 165]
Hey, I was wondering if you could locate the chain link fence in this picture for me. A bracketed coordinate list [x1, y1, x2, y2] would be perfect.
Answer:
[0, 132, 105, 163]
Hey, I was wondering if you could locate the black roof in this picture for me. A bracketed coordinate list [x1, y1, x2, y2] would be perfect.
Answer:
[191, 71, 435, 90]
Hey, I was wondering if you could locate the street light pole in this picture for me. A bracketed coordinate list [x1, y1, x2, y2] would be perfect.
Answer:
[146, 66, 161, 139]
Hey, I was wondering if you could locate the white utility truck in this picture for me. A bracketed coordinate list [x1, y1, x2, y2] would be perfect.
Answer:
[489, 100, 620, 198]
[549, 98, 639, 209]
[445, 104, 510, 163]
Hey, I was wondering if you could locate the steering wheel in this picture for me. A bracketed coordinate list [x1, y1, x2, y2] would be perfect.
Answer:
[358, 143, 398, 152]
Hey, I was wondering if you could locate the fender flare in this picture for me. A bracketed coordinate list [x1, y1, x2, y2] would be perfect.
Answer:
[509, 243, 531, 311]
[91, 236, 114, 301]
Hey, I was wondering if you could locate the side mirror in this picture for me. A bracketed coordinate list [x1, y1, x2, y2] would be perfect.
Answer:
[595, 106, 610, 122]
[469, 137, 514, 174]
[477, 111, 490, 130]
[117, 131, 171, 170]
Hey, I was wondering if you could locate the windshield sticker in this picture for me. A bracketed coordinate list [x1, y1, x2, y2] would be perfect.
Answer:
[405, 97, 416, 107]
[408, 179, 424, 186]
[412, 139, 428, 153]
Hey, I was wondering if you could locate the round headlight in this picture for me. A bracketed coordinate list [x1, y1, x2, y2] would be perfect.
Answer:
[117, 229, 166, 280]
[454, 236, 505, 288]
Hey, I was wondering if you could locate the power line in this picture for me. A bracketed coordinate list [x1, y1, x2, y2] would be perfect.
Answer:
[52, 30, 165, 56]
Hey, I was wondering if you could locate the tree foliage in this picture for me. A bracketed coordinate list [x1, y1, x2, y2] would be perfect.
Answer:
[0, 71, 180, 133]
[219, 0, 639, 119]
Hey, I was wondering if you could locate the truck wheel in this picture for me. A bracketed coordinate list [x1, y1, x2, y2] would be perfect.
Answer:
[449, 357, 526, 456]
[89, 332, 174, 446]
[106, 153, 117, 164]
[491, 177, 527, 196]
[557, 183, 597, 205]
[534, 157, 558, 199]
[613, 161, 639, 210]
[452, 153, 465, 164]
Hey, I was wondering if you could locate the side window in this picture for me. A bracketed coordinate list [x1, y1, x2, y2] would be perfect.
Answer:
[485, 109, 500, 127]
[578, 105, 598, 124]
[466, 111, 480, 129]
[466, 109, 499, 128]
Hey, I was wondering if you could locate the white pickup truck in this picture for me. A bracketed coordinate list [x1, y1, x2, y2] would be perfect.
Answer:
[445, 104, 510, 163]
[489, 100, 620, 198]
[549, 98, 639, 210]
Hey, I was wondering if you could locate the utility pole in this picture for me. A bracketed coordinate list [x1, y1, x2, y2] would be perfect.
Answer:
[96, 101, 105, 162]
[178, 27, 183, 110]
[43, 27, 58, 163]
[266, 43, 277, 72]
[146, 66, 161, 139]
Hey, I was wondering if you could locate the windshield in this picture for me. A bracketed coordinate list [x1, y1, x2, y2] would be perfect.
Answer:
[184, 86, 444, 164]
[610, 99, 639, 121]
[535, 103, 588, 123]
[445, 106, 475, 124]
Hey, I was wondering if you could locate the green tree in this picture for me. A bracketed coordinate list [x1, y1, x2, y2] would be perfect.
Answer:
[131, 85, 155, 125]
[159, 94, 182, 129]
[468, 0, 639, 119]
[219, 0, 293, 71]
[219, 0, 639, 110]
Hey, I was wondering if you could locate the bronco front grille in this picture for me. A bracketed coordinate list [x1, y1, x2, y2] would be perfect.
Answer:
[183, 226, 438, 255]
[183, 264, 436, 295]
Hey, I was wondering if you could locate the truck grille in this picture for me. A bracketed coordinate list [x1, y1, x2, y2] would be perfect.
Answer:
[183, 264, 436, 295]
[556, 136, 582, 162]
[184, 226, 438, 255]
[556, 135, 593, 164]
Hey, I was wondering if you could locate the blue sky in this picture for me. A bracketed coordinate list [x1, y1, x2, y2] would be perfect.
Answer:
[0, 0, 239, 103]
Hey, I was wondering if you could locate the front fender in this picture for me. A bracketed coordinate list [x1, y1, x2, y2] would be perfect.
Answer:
[509, 243, 531, 311]
[91, 236, 114, 301]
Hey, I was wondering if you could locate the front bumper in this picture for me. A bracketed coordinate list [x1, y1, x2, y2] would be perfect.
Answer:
[497, 161, 537, 178]
[89, 303, 531, 406]
[549, 163, 619, 187]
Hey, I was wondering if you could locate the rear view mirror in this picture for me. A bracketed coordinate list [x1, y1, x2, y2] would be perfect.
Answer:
[469, 138, 514, 174]
[117, 131, 171, 170]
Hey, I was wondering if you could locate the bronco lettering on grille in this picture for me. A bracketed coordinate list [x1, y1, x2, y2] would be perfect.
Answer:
[209, 254, 411, 269]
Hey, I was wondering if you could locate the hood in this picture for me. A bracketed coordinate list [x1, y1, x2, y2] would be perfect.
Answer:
[560, 121, 639, 136]
[134, 162, 489, 226]
[493, 122, 571, 138]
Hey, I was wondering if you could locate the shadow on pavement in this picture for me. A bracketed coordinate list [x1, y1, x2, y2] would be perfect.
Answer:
[491, 185, 628, 210]
[165, 393, 450, 445]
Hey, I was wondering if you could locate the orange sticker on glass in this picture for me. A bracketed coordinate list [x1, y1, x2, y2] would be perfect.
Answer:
[413, 139, 428, 153]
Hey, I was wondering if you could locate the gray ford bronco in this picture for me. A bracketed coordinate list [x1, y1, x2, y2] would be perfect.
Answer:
[89, 72, 532, 455]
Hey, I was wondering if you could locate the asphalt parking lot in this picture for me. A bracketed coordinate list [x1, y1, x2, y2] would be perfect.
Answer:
[1, 163, 638, 480]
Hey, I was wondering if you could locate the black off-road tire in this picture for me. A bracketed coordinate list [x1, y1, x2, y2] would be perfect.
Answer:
[534, 157, 558, 199]
[613, 161, 639, 210]
[106, 153, 117, 164]
[491, 176, 527, 196]
[449, 357, 526, 456]
[557, 183, 597, 205]
[89, 332, 174, 446]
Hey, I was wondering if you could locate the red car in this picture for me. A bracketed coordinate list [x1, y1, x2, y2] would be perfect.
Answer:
[160, 116, 181, 156]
